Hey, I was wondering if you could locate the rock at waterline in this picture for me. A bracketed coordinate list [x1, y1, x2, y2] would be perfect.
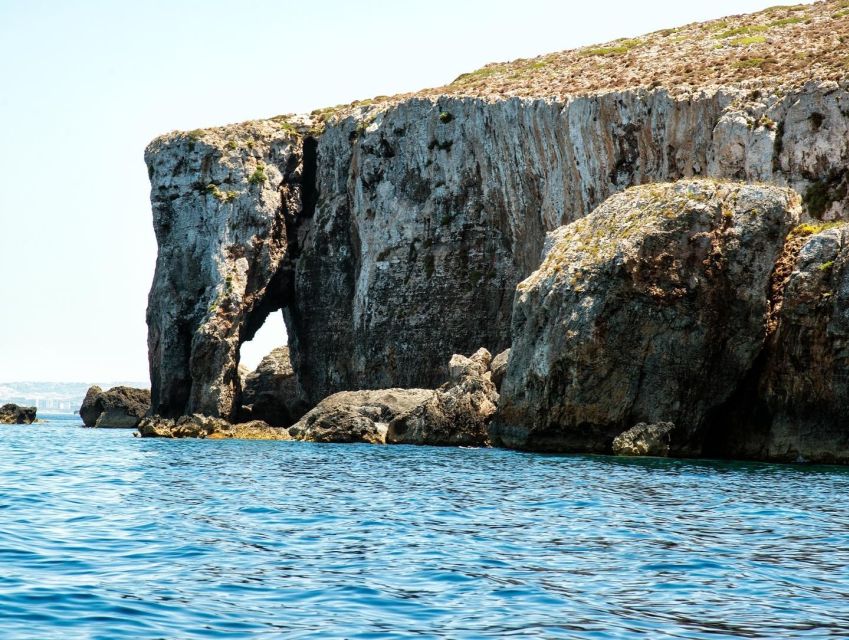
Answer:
[79, 386, 150, 428]
[292, 347, 499, 446]
[240, 346, 309, 427]
[612, 423, 676, 457]
[0, 403, 37, 425]
[137, 414, 292, 440]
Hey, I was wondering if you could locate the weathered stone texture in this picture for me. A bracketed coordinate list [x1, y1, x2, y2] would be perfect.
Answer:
[492, 181, 801, 452]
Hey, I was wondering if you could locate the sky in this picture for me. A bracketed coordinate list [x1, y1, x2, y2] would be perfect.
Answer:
[0, 0, 811, 383]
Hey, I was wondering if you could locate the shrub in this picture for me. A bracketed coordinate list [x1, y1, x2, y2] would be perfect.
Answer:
[248, 164, 268, 185]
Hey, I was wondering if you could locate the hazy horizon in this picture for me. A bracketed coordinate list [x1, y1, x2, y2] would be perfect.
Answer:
[0, 0, 808, 384]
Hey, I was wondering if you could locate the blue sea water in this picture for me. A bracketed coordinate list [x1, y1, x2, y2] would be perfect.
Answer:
[1, 414, 848, 639]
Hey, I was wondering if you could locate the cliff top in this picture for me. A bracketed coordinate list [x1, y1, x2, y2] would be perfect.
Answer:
[154, 0, 847, 144]
[418, 0, 845, 101]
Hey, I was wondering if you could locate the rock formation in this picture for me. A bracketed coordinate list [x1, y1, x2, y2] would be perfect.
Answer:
[241, 346, 308, 426]
[288, 389, 434, 444]
[492, 180, 800, 452]
[79, 386, 151, 428]
[705, 222, 849, 463]
[289, 348, 498, 446]
[137, 415, 291, 440]
[490, 349, 510, 392]
[0, 404, 36, 425]
[612, 423, 676, 457]
[143, 2, 849, 462]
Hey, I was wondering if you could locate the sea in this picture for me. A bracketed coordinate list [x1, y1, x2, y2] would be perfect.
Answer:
[1, 413, 847, 639]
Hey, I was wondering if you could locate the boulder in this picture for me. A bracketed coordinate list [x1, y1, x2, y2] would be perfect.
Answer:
[288, 389, 435, 444]
[79, 386, 151, 428]
[386, 348, 497, 446]
[492, 180, 801, 454]
[79, 385, 103, 426]
[490, 349, 510, 392]
[0, 403, 37, 425]
[241, 346, 308, 427]
[137, 414, 291, 440]
[612, 422, 676, 457]
[289, 348, 498, 446]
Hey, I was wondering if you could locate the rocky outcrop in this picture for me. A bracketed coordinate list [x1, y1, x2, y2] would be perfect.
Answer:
[138, 414, 291, 440]
[145, 120, 309, 420]
[492, 181, 801, 453]
[612, 423, 676, 457]
[78, 386, 103, 426]
[241, 346, 308, 426]
[288, 389, 434, 444]
[385, 348, 497, 446]
[0, 404, 36, 425]
[705, 223, 849, 463]
[79, 386, 151, 428]
[288, 349, 497, 446]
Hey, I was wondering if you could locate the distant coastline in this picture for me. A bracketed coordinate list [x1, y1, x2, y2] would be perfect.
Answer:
[0, 381, 148, 413]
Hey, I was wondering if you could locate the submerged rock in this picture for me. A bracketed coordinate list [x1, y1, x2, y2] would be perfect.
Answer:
[612, 422, 676, 457]
[492, 180, 801, 454]
[241, 346, 308, 427]
[0, 403, 36, 425]
[79, 386, 151, 428]
[137, 414, 291, 440]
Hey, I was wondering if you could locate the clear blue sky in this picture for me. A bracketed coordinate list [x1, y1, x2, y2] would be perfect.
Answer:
[0, 0, 807, 383]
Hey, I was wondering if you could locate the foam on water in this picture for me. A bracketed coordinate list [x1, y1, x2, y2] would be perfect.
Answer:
[1, 414, 848, 638]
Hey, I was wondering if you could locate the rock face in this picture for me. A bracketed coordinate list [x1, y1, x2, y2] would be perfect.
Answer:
[138, 414, 291, 440]
[146, 80, 849, 422]
[145, 120, 308, 420]
[706, 223, 849, 463]
[492, 181, 801, 453]
[490, 349, 510, 392]
[0, 404, 36, 425]
[79, 386, 151, 428]
[612, 423, 676, 457]
[241, 346, 307, 426]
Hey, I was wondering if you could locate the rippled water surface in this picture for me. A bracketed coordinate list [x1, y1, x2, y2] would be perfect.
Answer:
[1, 414, 848, 638]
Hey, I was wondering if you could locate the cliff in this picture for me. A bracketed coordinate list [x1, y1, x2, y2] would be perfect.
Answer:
[145, 2, 849, 437]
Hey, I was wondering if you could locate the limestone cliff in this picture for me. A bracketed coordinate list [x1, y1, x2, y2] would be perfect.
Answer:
[145, 1, 849, 427]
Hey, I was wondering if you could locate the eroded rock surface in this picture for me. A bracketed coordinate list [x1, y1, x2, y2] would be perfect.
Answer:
[707, 223, 849, 463]
[137, 414, 291, 440]
[490, 349, 510, 392]
[288, 389, 434, 444]
[145, 120, 309, 419]
[0, 404, 36, 425]
[79, 386, 151, 428]
[492, 180, 801, 453]
[612, 422, 676, 457]
[241, 346, 308, 426]
[288, 349, 497, 446]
